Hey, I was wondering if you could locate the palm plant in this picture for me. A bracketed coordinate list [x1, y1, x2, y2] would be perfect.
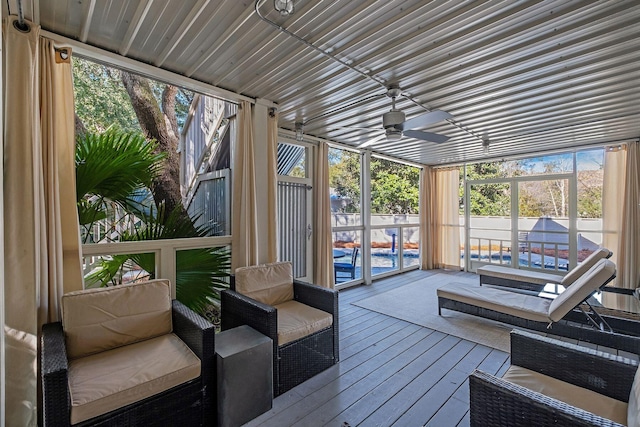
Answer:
[77, 128, 230, 314]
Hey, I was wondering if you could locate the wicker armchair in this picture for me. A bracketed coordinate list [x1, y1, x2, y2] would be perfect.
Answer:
[469, 330, 639, 427]
[41, 280, 215, 426]
[221, 262, 339, 396]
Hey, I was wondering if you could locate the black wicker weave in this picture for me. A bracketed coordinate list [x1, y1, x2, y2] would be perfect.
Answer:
[221, 277, 339, 396]
[469, 330, 637, 427]
[438, 296, 640, 354]
[41, 300, 215, 427]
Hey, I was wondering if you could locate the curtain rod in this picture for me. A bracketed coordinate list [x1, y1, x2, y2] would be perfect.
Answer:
[40, 29, 257, 105]
[12, 0, 31, 32]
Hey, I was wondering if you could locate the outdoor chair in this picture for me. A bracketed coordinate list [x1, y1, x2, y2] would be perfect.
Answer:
[220, 261, 339, 396]
[41, 279, 215, 426]
[470, 329, 638, 426]
[438, 259, 640, 354]
[335, 247, 358, 283]
[477, 247, 612, 292]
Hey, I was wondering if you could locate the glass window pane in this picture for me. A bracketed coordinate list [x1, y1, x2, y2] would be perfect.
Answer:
[403, 226, 420, 268]
[371, 227, 400, 276]
[332, 231, 361, 284]
[83, 252, 155, 288]
[370, 157, 420, 218]
[329, 148, 361, 225]
[277, 142, 307, 177]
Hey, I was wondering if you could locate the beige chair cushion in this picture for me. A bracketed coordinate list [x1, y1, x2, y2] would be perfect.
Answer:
[627, 365, 640, 427]
[548, 259, 615, 322]
[477, 265, 561, 286]
[274, 300, 333, 346]
[503, 365, 627, 425]
[235, 262, 294, 306]
[560, 247, 611, 286]
[62, 280, 173, 359]
[437, 282, 552, 322]
[68, 333, 200, 425]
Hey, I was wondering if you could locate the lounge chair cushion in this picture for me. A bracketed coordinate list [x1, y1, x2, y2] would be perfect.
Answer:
[503, 365, 627, 425]
[560, 247, 611, 286]
[274, 300, 333, 346]
[548, 259, 615, 322]
[68, 333, 201, 424]
[437, 282, 551, 322]
[62, 280, 173, 359]
[627, 365, 640, 427]
[235, 262, 294, 306]
[477, 265, 561, 286]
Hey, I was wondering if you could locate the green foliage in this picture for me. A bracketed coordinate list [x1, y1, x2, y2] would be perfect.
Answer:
[329, 149, 361, 213]
[464, 162, 511, 216]
[329, 149, 420, 214]
[370, 158, 420, 214]
[77, 128, 230, 314]
[73, 57, 194, 132]
[73, 58, 141, 133]
[76, 128, 164, 241]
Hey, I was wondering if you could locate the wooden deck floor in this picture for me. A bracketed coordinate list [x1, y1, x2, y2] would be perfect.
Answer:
[245, 269, 511, 427]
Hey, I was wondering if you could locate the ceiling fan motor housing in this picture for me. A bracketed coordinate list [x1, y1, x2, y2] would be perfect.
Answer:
[382, 109, 406, 129]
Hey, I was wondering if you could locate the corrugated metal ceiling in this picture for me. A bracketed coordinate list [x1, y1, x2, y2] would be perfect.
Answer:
[14, 0, 640, 165]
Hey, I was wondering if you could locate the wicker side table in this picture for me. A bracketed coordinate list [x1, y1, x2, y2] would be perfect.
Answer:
[216, 325, 273, 427]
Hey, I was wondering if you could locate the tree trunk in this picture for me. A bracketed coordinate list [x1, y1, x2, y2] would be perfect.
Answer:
[120, 71, 184, 218]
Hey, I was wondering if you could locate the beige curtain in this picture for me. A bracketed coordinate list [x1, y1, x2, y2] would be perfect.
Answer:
[231, 101, 258, 270]
[313, 141, 334, 288]
[420, 166, 461, 270]
[419, 166, 435, 269]
[4, 17, 82, 425]
[266, 110, 278, 263]
[603, 143, 640, 312]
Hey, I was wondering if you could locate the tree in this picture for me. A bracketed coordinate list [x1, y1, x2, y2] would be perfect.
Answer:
[73, 57, 194, 219]
[370, 159, 420, 214]
[463, 162, 510, 216]
[329, 151, 421, 214]
[120, 71, 184, 216]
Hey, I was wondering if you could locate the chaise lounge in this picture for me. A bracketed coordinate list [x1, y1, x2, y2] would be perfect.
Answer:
[477, 247, 612, 292]
[438, 258, 640, 354]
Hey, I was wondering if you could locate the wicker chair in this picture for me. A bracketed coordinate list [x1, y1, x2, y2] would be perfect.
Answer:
[41, 280, 215, 426]
[221, 261, 339, 396]
[470, 330, 639, 426]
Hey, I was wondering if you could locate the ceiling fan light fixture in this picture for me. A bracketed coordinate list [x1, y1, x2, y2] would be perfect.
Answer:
[385, 129, 403, 141]
[482, 138, 490, 155]
[295, 122, 304, 141]
[274, 0, 294, 16]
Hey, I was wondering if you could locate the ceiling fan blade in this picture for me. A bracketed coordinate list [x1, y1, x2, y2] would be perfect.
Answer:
[403, 129, 450, 144]
[399, 110, 453, 131]
[358, 134, 387, 148]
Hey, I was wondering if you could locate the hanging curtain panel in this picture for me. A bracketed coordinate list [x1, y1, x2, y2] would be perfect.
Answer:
[231, 101, 258, 270]
[266, 110, 278, 263]
[603, 142, 640, 312]
[313, 141, 334, 288]
[419, 166, 461, 270]
[4, 16, 83, 425]
[419, 166, 435, 269]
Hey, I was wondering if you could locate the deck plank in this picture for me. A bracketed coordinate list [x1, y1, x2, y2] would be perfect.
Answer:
[246, 269, 517, 427]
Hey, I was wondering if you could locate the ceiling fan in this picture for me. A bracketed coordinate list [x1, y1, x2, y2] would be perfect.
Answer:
[355, 86, 453, 148]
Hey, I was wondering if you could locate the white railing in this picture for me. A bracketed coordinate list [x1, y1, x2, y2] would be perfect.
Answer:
[467, 235, 569, 272]
[82, 236, 232, 298]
